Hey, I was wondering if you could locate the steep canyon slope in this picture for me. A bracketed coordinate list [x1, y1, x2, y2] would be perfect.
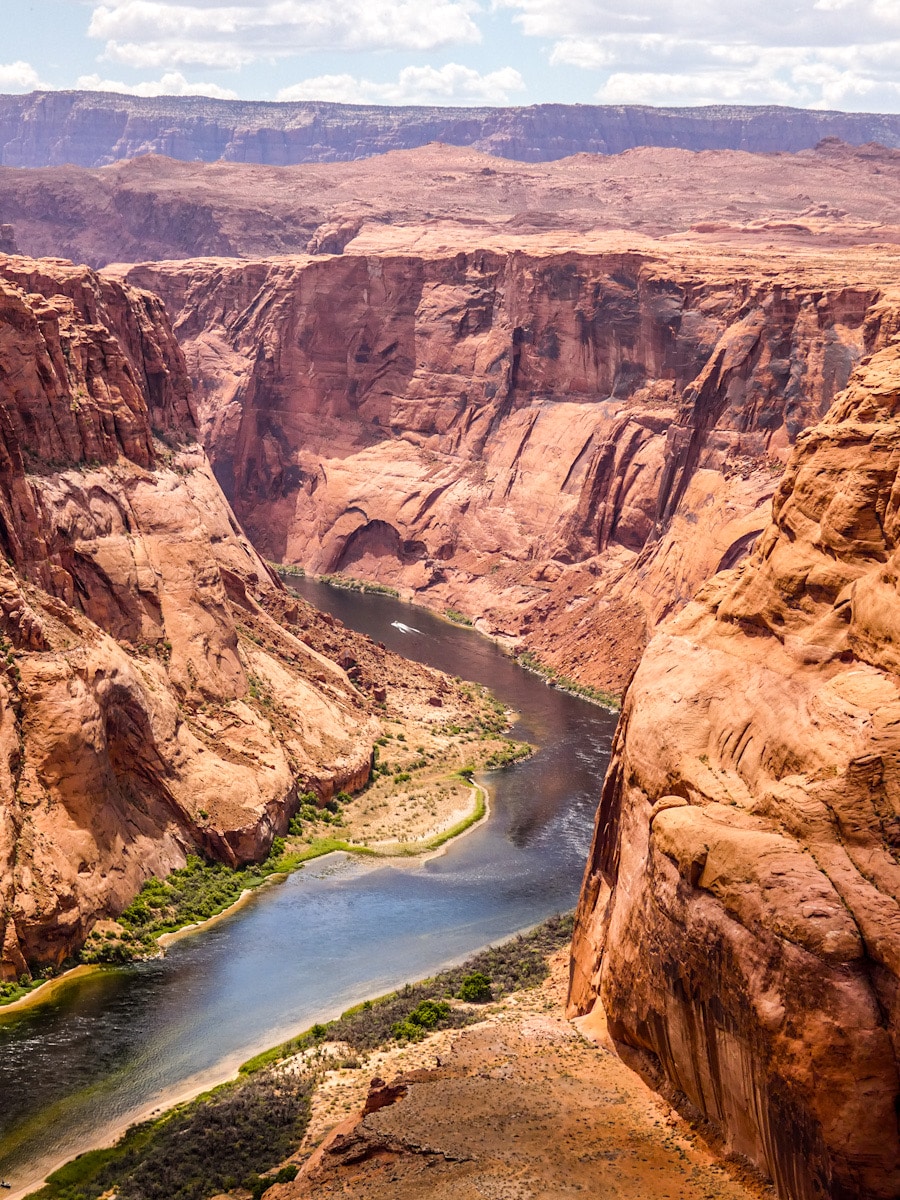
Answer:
[569, 335, 900, 1198]
[121, 232, 900, 692]
[0, 253, 462, 980]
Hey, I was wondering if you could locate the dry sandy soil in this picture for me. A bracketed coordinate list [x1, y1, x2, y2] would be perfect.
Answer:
[266, 951, 773, 1200]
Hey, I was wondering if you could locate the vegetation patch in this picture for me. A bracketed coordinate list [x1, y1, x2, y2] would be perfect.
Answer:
[0, 975, 47, 1008]
[27, 1069, 313, 1200]
[79, 848, 298, 965]
[318, 573, 400, 598]
[444, 608, 473, 626]
[483, 739, 532, 770]
[515, 649, 620, 710]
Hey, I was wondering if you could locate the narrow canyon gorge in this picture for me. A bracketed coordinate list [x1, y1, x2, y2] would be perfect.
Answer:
[1, 132, 900, 1200]
[0, 253, 482, 979]
[119, 234, 894, 694]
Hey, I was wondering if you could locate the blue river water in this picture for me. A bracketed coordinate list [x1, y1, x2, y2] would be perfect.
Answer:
[0, 578, 617, 1192]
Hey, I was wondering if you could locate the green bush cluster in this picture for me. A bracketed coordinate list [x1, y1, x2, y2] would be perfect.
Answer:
[457, 971, 493, 1003]
[444, 608, 473, 626]
[287, 792, 345, 836]
[318, 574, 399, 597]
[484, 740, 531, 769]
[0, 975, 45, 1006]
[30, 1068, 312, 1200]
[392, 998, 451, 1042]
[79, 849, 293, 965]
[515, 650, 620, 710]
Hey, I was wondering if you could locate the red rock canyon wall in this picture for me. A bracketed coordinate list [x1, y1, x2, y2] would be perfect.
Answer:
[124, 238, 888, 691]
[0, 254, 446, 978]
[569, 331, 900, 1199]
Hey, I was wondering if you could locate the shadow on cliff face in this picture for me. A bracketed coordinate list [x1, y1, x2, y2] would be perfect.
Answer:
[569, 341, 900, 1199]
[124, 245, 887, 695]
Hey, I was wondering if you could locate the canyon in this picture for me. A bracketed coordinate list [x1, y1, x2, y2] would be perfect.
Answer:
[0, 252, 483, 981]
[6, 140, 900, 690]
[117, 231, 898, 694]
[5, 93, 900, 169]
[2, 119, 900, 1200]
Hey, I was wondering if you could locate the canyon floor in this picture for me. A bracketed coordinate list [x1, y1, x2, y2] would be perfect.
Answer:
[274, 950, 772, 1200]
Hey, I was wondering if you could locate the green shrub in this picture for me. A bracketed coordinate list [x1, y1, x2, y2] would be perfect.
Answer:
[392, 999, 451, 1042]
[457, 971, 493, 1003]
[31, 1069, 312, 1200]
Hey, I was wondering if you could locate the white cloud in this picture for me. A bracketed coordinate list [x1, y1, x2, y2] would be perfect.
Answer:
[495, 0, 900, 44]
[0, 61, 46, 93]
[496, 0, 900, 110]
[76, 70, 238, 99]
[277, 62, 524, 106]
[87, 1, 482, 69]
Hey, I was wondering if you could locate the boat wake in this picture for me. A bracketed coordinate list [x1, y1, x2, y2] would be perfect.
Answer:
[390, 621, 422, 635]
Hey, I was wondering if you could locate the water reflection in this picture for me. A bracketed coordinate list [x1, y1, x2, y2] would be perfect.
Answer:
[0, 579, 616, 1191]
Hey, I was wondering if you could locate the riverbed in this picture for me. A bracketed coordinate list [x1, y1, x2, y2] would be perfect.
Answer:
[0, 579, 617, 1193]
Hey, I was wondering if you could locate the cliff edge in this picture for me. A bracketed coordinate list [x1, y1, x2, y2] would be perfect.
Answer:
[569, 321, 900, 1198]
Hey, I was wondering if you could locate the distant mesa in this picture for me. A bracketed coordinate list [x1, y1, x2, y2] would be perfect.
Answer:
[4, 91, 900, 167]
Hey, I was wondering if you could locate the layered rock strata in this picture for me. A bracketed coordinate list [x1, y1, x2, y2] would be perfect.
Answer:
[122, 236, 894, 692]
[569, 337, 900, 1198]
[3, 93, 900, 169]
[0, 254, 452, 979]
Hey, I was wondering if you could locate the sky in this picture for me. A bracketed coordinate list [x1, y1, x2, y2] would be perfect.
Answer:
[4, 1, 900, 111]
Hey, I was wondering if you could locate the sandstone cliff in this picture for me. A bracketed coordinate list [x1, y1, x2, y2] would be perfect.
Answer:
[3, 93, 900, 169]
[121, 235, 894, 692]
[569, 332, 900, 1198]
[0, 254, 455, 980]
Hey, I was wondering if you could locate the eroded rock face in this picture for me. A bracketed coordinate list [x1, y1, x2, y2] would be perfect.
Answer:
[5, 140, 900, 270]
[3, 93, 900, 169]
[0, 254, 443, 978]
[124, 238, 887, 692]
[569, 337, 900, 1198]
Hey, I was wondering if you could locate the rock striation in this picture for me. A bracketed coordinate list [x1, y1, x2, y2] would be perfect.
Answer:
[122, 234, 895, 692]
[569, 333, 900, 1198]
[4, 92, 900, 168]
[0, 253, 453, 979]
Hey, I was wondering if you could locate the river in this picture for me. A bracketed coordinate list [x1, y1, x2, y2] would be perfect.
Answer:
[0, 579, 617, 1193]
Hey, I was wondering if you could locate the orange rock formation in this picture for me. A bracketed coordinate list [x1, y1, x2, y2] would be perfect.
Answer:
[569, 329, 900, 1198]
[0, 254, 448, 979]
[121, 234, 896, 692]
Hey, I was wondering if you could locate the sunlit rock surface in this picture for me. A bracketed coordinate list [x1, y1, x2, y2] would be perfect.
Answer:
[570, 336, 900, 1199]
